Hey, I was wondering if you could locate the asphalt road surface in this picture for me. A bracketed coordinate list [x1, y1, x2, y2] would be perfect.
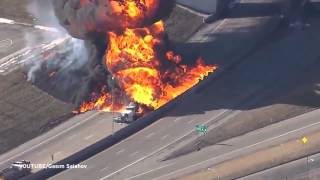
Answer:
[0, 23, 29, 59]
[116, 16, 320, 179]
[2, 1, 317, 179]
[139, 109, 320, 180]
[0, 17, 126, 174]
[0, 20, 56, 59]
[79, 21, 319, 179]
[176, 0, 218, 14]
[0, 111, 125, 172]
[240, 152, 320, 180]
[49, 14, 289, 180]
[51, 12, 320, 180]
[0, 19, 61, 75]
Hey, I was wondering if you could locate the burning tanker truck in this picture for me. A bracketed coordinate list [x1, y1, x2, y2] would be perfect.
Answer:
[52, 0, 218, 120]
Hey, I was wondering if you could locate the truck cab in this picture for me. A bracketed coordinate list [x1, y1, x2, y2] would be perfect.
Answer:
[113, 102, 139, 124]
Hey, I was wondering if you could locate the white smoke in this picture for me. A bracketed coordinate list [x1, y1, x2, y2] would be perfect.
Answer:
[24, 0, 90, 79]
[24, 0, 67, 61]
[23, 0, 96, 104]
[26, 0, 63, 32]
[26, 37, 89, 82]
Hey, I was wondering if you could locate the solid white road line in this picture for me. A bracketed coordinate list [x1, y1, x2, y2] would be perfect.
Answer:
[0, 18, 58, 32]
[81, 20, 228, 180]
[153, 119, 320, 180]
[161, 135, 169, 140]
[0, 18, 14, 24]
[99, 110, 230, 180]
[108, 18, 227, 146]
[0, 112, 100, 165]
[84, 134, 94, 140]
[125, 163, 175, 180]
[175, 4, 209, 17]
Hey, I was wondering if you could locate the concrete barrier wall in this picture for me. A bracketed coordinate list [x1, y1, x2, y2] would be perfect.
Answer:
[23, 5, 285, 180]
[23, 89, 180, 179]
[24, 43, 225, 179]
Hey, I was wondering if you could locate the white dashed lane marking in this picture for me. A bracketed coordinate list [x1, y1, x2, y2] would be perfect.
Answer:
[146, 133, 155, 139]
[100, 166, 110, 172]
[84, 134, 94, 140]
[116, 149, 125, 155]
[174, 117, 183, 123]
[129, 151, 139, 157]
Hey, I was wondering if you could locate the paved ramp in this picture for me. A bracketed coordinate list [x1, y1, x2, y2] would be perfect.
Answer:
[176, 0, 218, 14]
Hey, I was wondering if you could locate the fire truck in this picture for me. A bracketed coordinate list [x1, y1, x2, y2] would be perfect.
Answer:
[0, 160, 31, 180]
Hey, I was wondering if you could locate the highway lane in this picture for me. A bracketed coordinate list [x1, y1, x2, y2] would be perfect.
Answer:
[0, 23, 29, 59]
[176, 121, 320, 180]
[0, 16, 127, 167]
[0, 21, 56, 59]
[240, 153, 320, 180]
[51, 15, 283, 180]
[0, 19, 62, 75]
[176, 0, 284, 15]
[53, 13, 320, 180]
[176, 0, 218, 14]
[0, 111, 125, 172]
[32, 1, 320, 179]
[124, 108, 320, 180]
[0, 36, 70, 76]
[92, 16, 320, 179]
[0, 18, 128, 174]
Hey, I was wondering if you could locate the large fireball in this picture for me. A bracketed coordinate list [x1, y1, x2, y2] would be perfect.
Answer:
[105, 21, 216, 109]
[72, 0, 218, 113]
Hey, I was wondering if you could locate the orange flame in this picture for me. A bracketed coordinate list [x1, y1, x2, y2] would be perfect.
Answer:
[77, 1, 218, 114]
[110, 0, 158, 28]
[105, 21, 217, 110]
[78, 89, 126, 114]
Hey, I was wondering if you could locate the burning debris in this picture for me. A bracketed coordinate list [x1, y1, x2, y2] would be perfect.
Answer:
[52, 0, 217, 115]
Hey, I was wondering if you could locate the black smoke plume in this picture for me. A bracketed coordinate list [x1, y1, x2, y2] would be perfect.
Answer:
[52, 0, 175, 39]
[49, 0, 174, 106]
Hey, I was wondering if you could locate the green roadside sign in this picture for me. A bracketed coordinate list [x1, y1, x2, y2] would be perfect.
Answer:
[195, 124, 208, 134]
